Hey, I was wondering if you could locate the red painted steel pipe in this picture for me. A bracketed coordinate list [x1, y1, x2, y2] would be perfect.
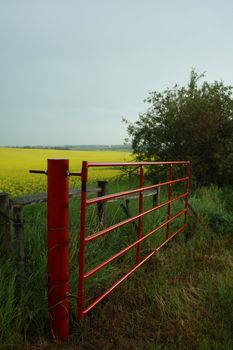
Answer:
[81, 250, 157, 317]
[48, 159, 69, 341]
[77, 160, 190, 321]
[87, 161, 190, 167]
[81, 222, 186, 318]
[137, 165, 144, 264]
[85, 192, 187, 243]
[84, 208, 187, 280]
[166, 164, 173, 238]
[86, 177, 188, 206]
[77, 161, 88, 321]
[185, 161, 191, 224]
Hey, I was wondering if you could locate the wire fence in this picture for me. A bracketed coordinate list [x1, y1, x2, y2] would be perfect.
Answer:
[0, 182, 161, 283]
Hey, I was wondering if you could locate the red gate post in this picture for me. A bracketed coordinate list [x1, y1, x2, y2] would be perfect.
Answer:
[78, 161, 88, 320]
[47, 159, 69, 340]
[166, 164, 173, 238]
[137, 165, 144, 264]
[185, 161, 191, 224]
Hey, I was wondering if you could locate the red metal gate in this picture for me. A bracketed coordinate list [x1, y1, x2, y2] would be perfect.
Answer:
[46, 159, 190, 340]
[77, 161, 190, 320]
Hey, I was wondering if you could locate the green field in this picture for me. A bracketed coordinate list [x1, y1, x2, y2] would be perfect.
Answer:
[0, 148, 132, 197]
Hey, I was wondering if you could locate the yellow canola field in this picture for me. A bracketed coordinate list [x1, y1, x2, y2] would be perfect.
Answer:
[0, 148, 132, 197]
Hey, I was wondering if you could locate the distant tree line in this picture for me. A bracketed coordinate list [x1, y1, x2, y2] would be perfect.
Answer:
[6, 144, 132, 151]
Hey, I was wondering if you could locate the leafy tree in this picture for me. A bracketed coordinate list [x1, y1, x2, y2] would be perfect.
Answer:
[124, 70, 233, 186]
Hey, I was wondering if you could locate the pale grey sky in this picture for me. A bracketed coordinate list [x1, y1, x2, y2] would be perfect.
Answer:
[1, 0, 233, 146]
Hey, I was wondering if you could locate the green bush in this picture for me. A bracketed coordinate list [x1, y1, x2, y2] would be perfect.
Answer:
[125, 70, 233, 186]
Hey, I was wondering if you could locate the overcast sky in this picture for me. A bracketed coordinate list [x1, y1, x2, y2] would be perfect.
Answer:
[1, 0, 233, 146]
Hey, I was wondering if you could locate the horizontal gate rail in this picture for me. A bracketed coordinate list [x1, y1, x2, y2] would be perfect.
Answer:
[85, 192, 187, 243]
[82, 224, 186, 317]
[78, 160, 190, 320]
[87, 161, 190, 167]
[86, 177, 188, 205]
[84, 209, 186, 280]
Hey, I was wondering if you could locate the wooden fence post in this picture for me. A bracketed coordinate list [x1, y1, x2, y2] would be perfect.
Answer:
[97, 181, 108, 225]
[13, 206, 25, 280]
[153, 187, 160, 207]
[0, 192, 11, 257]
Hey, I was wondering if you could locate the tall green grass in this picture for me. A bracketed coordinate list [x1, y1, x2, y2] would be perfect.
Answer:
[0, 182, 233, 349]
